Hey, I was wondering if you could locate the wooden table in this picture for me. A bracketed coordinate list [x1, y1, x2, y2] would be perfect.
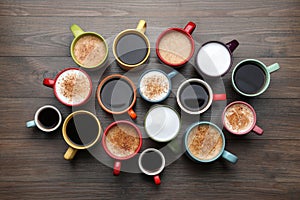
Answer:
[0, 0, 299, 199]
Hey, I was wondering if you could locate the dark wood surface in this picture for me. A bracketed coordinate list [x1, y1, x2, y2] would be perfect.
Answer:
[0, 0, 299, 199]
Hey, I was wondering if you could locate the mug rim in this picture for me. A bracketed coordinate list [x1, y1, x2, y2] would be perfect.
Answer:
[195, 41, 233, 77]
[176, 78, 213, 115]
[138, 148, 166, 176]
[34, 105, 62, 132]
[70, 31, 109, 69]
[96, 74, 137, 115]
[102, 120, 142, 160]
[62, 110, 102, 150]
[222, 101, 257, 135]
[156, 27, 195, 67]
[184, 121, 226, 163]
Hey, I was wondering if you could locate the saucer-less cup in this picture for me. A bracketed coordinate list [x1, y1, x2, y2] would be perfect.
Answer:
[222, 101, 263, 135]
[62, 110, 102, 160]
[156, 21, 196, 67]
[138, 69, 178, 103]
[26, 105, 62, 133]
[43, 68, 92, 107]
[97, 74, 137, 119]
[195, 40, 239, 77]
[184, 121, 238, 164]
[113, 20, 151, 71]
[232, 59, 280, 97]
[176, 79, 226, 115]
[70, 24, 108, 70]
[138, 148, 166, 185]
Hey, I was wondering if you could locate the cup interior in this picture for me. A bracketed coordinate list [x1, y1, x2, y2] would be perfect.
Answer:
[138, 148, 165, 176]
[34, 105, 62, 132]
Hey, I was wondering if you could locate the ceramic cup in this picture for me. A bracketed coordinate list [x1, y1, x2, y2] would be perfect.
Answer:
[222, 101, 263, 135]
[62, 110, 102, 160]
[70, 24, 108, 70]
[232, 59, 280, 97]
[184, 121, 238, 164]
[96, 74, 137, 119]
[138, 148, 166, 185]
[43, 68, 92, 107]
[176, 78, 226, 115]
[138, 69, 178, 103]
[195, 40, 239, 77]
[26, 105, 62, 133]
[156, 21, 196, 67]
[102, 120, 142, 176]
[113, 20, 151, 71]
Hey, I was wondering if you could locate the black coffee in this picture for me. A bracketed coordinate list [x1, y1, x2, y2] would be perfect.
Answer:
[116, 33, 148, 65]
[38, 108, 59, 128]
[100, 78, 134, 112]
[141, 151, 163, 172]
[179, 83, 209, 111]
[66, 114, 99, 146]
[234, 62, 266, 94]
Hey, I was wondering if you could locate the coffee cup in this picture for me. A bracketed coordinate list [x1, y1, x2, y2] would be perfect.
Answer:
[195, 40, 239, 77]
[184, 121, 238, 164]
[43, 68, 92, 107]
[138, 69, 178, 103]
[62, 110, 102, 160]
[102, 120, 142, 176]
[156, 21, 196, 67]
[176, 78, 226, 115]
[232, 59, 280, 97]
[26, 105, 62, 133]
[144, 105, 181, 142]
[96, 74, 137, 119]
[138, 148, 166, 185]
[70, 24, 108, 70]
[113, 20, 150, 71]
[222, 101, 263, 135]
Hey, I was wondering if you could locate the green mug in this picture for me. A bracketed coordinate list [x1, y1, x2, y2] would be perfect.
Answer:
[70, 24, 108, 70]
[232, 59, 280, 97]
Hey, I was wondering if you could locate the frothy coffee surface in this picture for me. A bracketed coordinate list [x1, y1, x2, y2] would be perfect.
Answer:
[105, 123, 140, 158]
[74, 35, 106, 67]
[139, 71, 170, 101]
[158, 30, 192, 65]
[187, 124, 223, 160]
[56, 70, 90, 105]
[224, 103, 254, 133]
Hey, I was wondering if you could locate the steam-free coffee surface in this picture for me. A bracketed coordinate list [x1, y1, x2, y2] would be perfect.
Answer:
[180, 83, 209, 111]
[141, 151, 163, 172]
[100, 78, 134, 112]
[66, 114, 99, 146]
[234, 62, 266, 94]
[116, 33, 148, 65]
[38, 108, 59, 128]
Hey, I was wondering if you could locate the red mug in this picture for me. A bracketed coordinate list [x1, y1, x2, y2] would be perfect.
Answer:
[102, 120, 142, 176]
[43, 68, 92, 107]
[156, 21, 196, 67]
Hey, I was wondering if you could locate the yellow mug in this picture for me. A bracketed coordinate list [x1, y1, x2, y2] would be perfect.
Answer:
[62, 110, 102, 160]
[113, 20, 151, 71]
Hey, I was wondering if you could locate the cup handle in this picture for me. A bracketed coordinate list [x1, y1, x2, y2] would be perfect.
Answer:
[213, 94, 227, 101]
[226, 39, 239, 53]
[266, 63, 280, 74]
[253, 125, 264, 135]
[26, 120, 36, 128]
[167, 70, 178, 79]
[222, 150, 238, 164]
[70, 24, 84, 38]
[128, 108, 137, 120]
[43, 78, 55, 88]
[136, 20, 147, 34]
[64, 147, 78, 160]
[154, 175, 161, 185]
[113, 161, 121, 176]
[183, 21, 196, 35]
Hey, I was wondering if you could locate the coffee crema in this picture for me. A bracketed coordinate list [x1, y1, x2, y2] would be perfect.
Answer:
[73, 35, 106, 67]
[187, 124, 223, 160]
[158, 30, 192, 65]
[224, 103, 254, 133]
